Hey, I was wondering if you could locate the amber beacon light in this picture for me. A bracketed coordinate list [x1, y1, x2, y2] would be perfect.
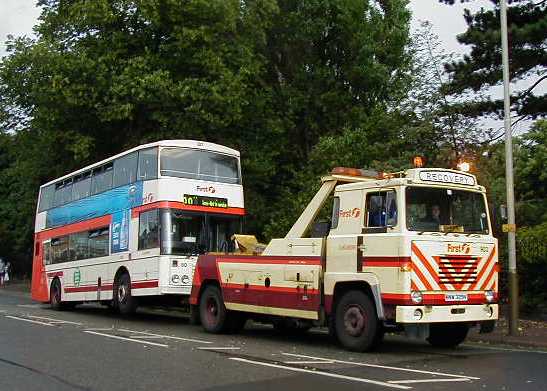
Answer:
[413, 156, 425, 168]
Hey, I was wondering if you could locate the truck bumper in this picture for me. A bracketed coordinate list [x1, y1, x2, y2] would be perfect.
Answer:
[396, 304, 498, 323]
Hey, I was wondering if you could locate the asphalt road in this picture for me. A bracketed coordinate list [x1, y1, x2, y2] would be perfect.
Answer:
[0, 291, 545, 391]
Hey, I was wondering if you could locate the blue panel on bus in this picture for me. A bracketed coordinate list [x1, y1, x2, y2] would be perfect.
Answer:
[111, 209, 130, 253]
[46, 182, 144, 228]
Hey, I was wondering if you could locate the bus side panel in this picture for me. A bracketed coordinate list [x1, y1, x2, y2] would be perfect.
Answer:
[31, 236, 48, 302]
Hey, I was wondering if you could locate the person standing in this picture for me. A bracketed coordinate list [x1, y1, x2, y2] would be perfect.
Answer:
[0, 258, 5, 286]
[4, 261, 10, 285]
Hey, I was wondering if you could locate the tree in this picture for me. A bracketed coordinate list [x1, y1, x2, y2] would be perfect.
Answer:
[439, 0, 546, 130]
[0, 0, 415, 274]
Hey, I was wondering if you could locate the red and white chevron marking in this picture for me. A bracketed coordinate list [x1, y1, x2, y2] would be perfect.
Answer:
[410, 242, 497, 292]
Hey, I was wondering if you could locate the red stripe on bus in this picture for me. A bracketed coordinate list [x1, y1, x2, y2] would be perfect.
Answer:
[132, 201, 245, 218]
[46, 271, 64, 278]
[36, 215, 112, 241]
[64, 280, 158, 293]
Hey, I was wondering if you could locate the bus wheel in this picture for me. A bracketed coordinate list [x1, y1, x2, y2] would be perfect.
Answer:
[199, 285, 230, 333]
[114, 273, 137, 315]
[427, 323, 469, 348]
[334, 290, 379, 352]
[50, 278, 63, 311]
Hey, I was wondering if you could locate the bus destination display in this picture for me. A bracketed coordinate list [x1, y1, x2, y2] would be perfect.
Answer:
[182, 194, 228, 208]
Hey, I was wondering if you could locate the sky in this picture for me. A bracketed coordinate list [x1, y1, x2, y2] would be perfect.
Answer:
[0, 0, 539, 135]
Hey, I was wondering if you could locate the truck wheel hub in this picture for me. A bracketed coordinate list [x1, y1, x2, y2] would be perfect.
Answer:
[344, 306, 365, 337]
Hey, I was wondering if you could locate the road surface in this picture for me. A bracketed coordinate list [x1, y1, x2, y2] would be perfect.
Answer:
[0, 291, 545, 391]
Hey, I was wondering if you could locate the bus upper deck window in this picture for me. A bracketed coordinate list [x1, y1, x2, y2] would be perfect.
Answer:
[138, 148, 158, 181]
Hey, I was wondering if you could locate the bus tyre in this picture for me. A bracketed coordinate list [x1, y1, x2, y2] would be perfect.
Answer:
[200, 285, 231, 333]
[50, 278, 63, 311]
[427, 323, 469, 348]
[114, 273, 137, 315]
[334, 290, 379, 352]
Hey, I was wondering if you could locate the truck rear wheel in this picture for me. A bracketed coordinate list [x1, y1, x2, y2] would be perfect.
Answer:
[200, 285, 231, 333]
[427, 323, 469, 348]
[333, 290, 379, 352]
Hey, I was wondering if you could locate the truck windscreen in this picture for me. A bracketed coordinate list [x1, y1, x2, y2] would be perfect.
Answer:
[406, 187, 489, 234]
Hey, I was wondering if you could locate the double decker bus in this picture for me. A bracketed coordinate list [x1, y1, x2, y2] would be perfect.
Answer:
[31, 140, 244, 314]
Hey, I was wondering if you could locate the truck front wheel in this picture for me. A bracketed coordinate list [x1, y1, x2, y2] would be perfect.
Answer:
[427, 323, 469, 348]
[333, 290, 379, 352]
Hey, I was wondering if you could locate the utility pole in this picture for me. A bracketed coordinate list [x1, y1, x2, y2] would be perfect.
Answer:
[500, 0, 519, 335]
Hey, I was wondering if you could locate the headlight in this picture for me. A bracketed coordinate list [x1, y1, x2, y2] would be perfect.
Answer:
[411, 290, 423, 304]
[484, 290, 495, 302]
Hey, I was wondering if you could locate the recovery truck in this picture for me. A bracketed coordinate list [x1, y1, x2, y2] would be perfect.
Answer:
[189, 167, 499, 351]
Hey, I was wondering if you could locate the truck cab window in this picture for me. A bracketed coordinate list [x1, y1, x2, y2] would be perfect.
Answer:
[365, 191, 397, 228]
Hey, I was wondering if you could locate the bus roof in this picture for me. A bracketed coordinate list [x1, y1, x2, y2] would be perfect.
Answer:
[40, 140, 240, 188]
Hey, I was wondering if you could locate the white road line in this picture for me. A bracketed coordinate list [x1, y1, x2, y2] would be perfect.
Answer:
[282, 353, 480, 380]
[83, 331, 168, 348]
[16, 304, 42, 308]
[389, 378, 472, 384]
[84, 328, 115, 331]
[197, 347, 241, 350]
[283, 360, 335, 365]
[128, 335, 165, 339]
[5, 315, 54, 327]
[229, 358, 411, 390]
[463, 343, 547, 355]
[26, 315, 82, 325]
[118, 328, 211, 344]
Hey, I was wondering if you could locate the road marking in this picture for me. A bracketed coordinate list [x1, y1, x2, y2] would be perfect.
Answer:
[197, 347, 241, 350]
[463, 343, 547, 355]
[5, 315, 54, 327]
[26, 315, 82, 325]
[16, 304, 42, 308]
[128, 335, 165, 339]
[84, 328, 115, 331]
[83, 331, 168, 348]
[118, 328, 211, 344]
[283, 360, 335, 365]
[282, 353, 480, 380]
[229, 358, 411, 389]
[389, 378, 471, 384]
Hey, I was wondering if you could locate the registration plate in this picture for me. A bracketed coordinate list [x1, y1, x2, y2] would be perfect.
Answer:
[445, 293, 468, 302]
